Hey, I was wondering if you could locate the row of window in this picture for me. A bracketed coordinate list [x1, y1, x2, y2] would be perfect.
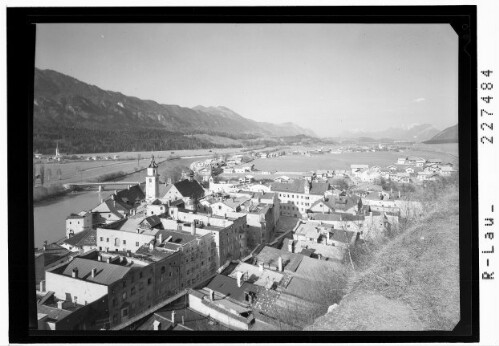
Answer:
[278, 193, 310, 200]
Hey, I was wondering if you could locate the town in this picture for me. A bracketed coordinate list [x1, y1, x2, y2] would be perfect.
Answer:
[34, 149, 457, 331]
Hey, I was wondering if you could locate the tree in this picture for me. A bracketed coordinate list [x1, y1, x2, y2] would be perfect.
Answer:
[162, 165, 190, 183]
[56, 167, 62, 180]
[38, 164, 45, 186]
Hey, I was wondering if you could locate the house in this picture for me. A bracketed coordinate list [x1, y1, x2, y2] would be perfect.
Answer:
[65, 211, 93, 238]
[34, 243, 76, 287]
[351, 164, 369, 175]
[308, 198, 335, 214]
[60, 229, 97, 253]
[161, 175, 205, 209]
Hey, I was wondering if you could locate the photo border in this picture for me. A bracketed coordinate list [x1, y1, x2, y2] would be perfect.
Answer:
[7, 5, 478, 343]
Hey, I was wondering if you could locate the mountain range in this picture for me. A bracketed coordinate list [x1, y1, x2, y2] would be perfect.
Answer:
[340, 123, 441, 142]
[33, 68, 316, 138]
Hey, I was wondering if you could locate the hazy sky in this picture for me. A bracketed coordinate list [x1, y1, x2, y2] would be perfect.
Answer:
[36, 24, 458, 137]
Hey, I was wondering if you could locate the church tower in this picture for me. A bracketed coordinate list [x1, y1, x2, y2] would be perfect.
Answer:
[146, 155, 159, 202]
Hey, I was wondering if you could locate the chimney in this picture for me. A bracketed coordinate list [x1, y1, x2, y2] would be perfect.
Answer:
[91, 268, 97, 278]
[182, 316, 185, 325]
[39, 280, 46, 292]
[278, 256, 283, 272]
[236, 271, 244, 288]
[158, 234, 163, 244]
[153, 320, 161, 331]
[98, 255, 102, 261]
[149, 242, 154, 250]
[57, 301, 64, 310]
[398, 190, 401, 199]
[259, 263, 264, 273]
[167, 177, 172, 185]
[171, 310, 176, 324]
[191, 221, 196, 236]
[107, 258, 111, 264]
[287, 240, 294, 253]
[209, 288, 214, 301]
[72, 268, 78, 278]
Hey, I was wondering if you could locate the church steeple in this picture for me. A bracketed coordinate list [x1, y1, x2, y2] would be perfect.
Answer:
[146, 155, 159, 202]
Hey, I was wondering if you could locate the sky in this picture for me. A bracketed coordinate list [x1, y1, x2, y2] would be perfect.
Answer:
[35, 23, 458, 137]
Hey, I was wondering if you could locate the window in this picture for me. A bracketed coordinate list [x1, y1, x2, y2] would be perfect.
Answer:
[122, 292, 127, 300]
[122, 280, 126, 288]
[112, 298, 116, 307]
[136, 242, 139, 247]
[100, 237, 103, 241]
[161, 266, 165, 274]
[99, 247, 102, 250]
[139, 272, 143, 279]
[122, 308, 128, 317]
[131, 287, 136, 296]
[123, 240, 126, 245]
[148, 278, 152, 285]
[69, 221, 72, 225]
[106, 238, 109, 242]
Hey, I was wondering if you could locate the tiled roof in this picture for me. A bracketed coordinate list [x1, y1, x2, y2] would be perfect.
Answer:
[59, 257, 131, 286]
[135, 244, 177, 261]
[206, 274, 257, 303]
[271, 180, 329, 196]
[62, 229, 96, 248]
[310, 182, 329, 195]
[174, 179, 205, 199]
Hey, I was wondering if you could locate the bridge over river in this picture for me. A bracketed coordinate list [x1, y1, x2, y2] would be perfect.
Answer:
[63, 181, 142, 191]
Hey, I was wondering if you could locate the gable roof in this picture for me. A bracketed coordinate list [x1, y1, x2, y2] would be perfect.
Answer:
[115, 185, 145, 206]
[173, 179, 205, 199]
[62, 229, 97, 248]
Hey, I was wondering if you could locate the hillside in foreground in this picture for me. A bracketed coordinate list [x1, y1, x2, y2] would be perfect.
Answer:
[306, 187, 459, 331]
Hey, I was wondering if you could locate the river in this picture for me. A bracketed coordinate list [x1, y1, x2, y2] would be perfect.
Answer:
[33, 190, 113, 248]
[33, 157, 198, 248]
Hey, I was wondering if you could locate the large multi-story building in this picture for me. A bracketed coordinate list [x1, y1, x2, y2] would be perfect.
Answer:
[42, 249, 182, 329]
[271, 179, 329, 218]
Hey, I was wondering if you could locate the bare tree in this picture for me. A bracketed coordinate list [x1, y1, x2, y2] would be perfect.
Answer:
[39, 164, 45, 186]
[46, 168, 52, 182]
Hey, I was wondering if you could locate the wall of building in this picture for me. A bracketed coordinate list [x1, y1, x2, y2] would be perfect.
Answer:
[96, 228, 155, 253]
[275, 192, 322, 218]
[188, 293, 249, 330]
[45, 270, 108, 304]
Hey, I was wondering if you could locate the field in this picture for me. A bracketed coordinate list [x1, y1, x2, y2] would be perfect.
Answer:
[251, 147, 458, 173]
[35, 157, 200, 186]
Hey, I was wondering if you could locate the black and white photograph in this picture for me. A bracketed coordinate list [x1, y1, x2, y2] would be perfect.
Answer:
[5, 5, 482, 343]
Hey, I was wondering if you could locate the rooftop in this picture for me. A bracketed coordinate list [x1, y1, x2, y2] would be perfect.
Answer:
[62, 229, 96, 248]
[51, 257, 133, 286]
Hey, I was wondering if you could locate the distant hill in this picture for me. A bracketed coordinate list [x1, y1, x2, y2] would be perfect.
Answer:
[423, 124, 458, 144]
[342, 124, 440, 142]
[33, 68, 316, 153]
